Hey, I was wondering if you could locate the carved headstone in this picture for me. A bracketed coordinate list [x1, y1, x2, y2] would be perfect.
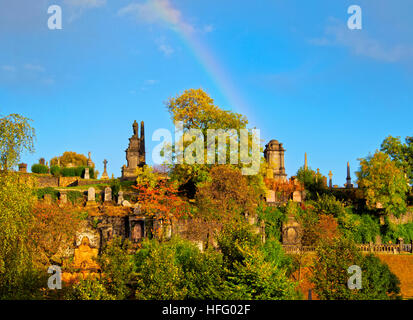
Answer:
[84, 167, 90, 180]
[104, 187, 112, 202]
[282, 215, 302, 245]
[88, 187, 95, 202]
[117, 191, 124, 205]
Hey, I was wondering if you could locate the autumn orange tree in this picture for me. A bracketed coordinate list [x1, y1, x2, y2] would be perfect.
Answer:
[133, 166, 190, 238]
[50, 151, 89, 167]
[29, 202, 82, 267]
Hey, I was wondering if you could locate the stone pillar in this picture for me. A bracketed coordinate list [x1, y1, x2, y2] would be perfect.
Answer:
[399, 238, 404, 253]
[345, 162, 354, 188]
[101, 159, 109, 180]
[84, 167, 90, 180]
[328, 170, 333, 188]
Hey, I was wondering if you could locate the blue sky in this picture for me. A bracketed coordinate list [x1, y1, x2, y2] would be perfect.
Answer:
[1, 0, 412, 185]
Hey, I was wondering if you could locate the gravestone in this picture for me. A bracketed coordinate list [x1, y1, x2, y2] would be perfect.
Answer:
[39, 158, 46, 166]
[60, 191, 67, 204]
[117, 191, 124, 205]
[292, 191, 302, 203]
[84, 167, 90, 180]
[88, 187, 95, 202]
[104, 187, 112, 202]
[44, 194, 52, 205]
[122, 200, 132, 207]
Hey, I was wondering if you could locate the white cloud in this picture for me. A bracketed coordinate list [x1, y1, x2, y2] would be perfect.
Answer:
[203, 24, 214, 33]
[64, 0, 106, 22]
[64, 0, 106, 8]
[309, 18, 413, 63]
[144, 79, 158, 85]
[24, 64, 45, 72]
[158, 44, 174, 56]
[1, 65, 16, 72]
[118, 0, 194, 33]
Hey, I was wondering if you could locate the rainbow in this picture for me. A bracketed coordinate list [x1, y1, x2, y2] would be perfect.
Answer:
[152, 0, 257, 126]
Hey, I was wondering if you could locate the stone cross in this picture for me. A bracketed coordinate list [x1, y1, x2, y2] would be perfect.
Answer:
[101, 159, 109, 180]
[104, 187, 112, 202]
[84, 167, 90, 180]
[328, 170, 333, 188]
[117, 191, 124, 205]
[88, 187, 95, 202]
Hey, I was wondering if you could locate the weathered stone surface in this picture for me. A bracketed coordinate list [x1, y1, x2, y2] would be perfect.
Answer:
[18, 163, 27, 173]
[88, 187, 95, 201]
[292, 191, 302, 203]
[104, 187, 112, 202]
[117, 191, 124, 205]
[73, 236, 99, 270]
[59, 191, 67, 204]
[84, 167, 90, 180]
[264, 140, 287, 181]
[44, 194, 52, 205]
[282, 215, 302, 245]
[121, 200, 132, 207]
[266, 190, 276, 203]
[101, 159, 109, 180]
[121, 120, 146, 180]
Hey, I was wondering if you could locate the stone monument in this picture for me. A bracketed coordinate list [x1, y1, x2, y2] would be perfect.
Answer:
[121, 120, 146, 180]
[345, 162, 354, 188]
[263, 140, 287, 181]
[73, 236, 99, 270]
[84, 167, 90, 180]
[101, 159, 109, 180]
[18, 163, 27, 173]
[328, 170, 333, 188]
[282, 215, 302, 245]
[87, 151, 94, 168]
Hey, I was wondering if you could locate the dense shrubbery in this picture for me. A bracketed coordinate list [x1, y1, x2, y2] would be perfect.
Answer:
[58, 166, 95, 178]
[31, 164, 49, 174]
[36, 187, 59, 200]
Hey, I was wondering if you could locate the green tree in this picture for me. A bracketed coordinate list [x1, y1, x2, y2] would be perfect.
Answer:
[381, 135, 413, 183]
[0, 172, 43, 299]
[134, 239, 187, 300]
[311, 237, 400, 300]
[166, 89, 253, 196]
[65, 279, 115, 300]
[98, 237, 135, 299]
[356, 151, 409, 217]
[0, 113, 35, 171]
[296, 167, 326, 200]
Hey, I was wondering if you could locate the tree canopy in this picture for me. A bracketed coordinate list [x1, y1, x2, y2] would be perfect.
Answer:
[0, 113, 35, 171]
